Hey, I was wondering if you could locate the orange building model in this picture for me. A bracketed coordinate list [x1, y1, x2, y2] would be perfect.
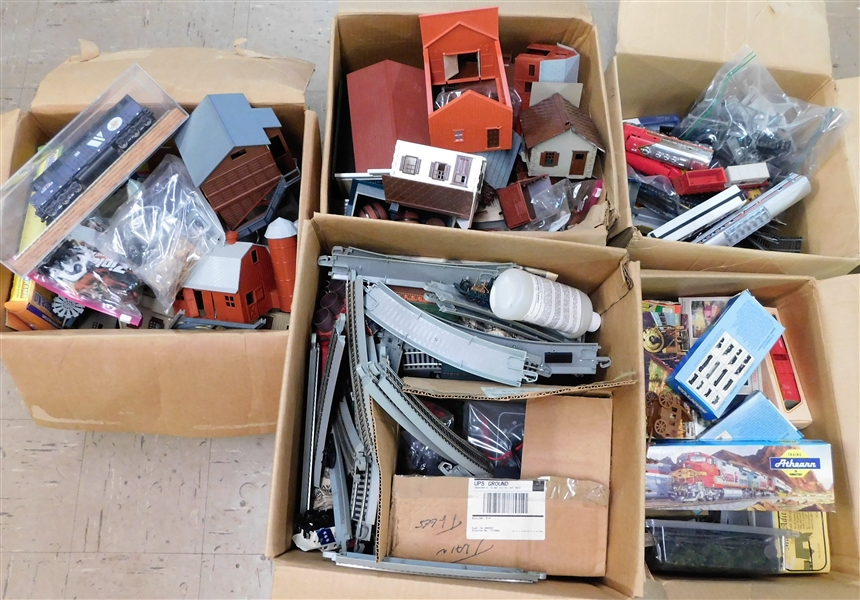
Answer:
[513, 44, 580, 107]
[419, 7, 513, 153]
[175, 232, 278, 325]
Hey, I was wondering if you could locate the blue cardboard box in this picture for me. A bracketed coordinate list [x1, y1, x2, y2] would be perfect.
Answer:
[699, 391, 802, 442]
[667, 291, 784, 420]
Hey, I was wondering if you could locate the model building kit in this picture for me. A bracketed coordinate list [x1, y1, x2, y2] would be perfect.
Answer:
[1, 67, 301, 332]
[332, 7, 606, 233]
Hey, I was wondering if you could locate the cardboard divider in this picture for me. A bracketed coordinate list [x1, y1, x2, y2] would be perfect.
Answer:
[607, 0, 859, 278]
[639, 270, 860, 597]
[266, 213, 645, 598]
[0, 47, 320, 436]
[321, 10, 618, 246]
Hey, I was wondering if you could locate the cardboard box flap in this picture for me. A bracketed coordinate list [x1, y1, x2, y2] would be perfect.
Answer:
[338, 1, 593, 21]
[402, 374, 635, 401]
[616, 0, 833, 76]
[31, 42, 314, 119]
[836, 77, 859, 201]
[816, 274, 860, 574]
[0, 109, 21, 184]
[0, 329, 288, 437]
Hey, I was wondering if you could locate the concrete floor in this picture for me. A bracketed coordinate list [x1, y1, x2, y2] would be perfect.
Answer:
[0, 1, 857, 599]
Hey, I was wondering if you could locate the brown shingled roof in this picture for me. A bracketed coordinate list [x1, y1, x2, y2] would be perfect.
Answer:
[519, 94, 605, 152]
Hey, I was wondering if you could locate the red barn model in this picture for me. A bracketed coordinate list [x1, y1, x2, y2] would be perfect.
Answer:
[175, 94, 297, 230]
[175, 234, 278, 324]
[347, 60, 430, 173]
[419, 7, 513, 152]
[514, 43, 580, 107]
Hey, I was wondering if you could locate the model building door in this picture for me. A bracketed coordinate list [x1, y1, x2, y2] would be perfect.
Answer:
[569, 151, 587, 176]
[246, 287, 264, 321]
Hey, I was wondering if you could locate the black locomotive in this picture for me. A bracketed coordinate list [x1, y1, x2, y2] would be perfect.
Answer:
[30, 95, 155, 223]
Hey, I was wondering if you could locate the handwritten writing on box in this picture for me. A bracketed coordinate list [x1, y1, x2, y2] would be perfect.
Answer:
[413, 512, 497, 564]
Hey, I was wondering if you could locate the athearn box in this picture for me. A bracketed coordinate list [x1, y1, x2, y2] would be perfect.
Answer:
[645, 441, 835, 512]
[0, 43, 321, 436]
[606, 1, 859, 277]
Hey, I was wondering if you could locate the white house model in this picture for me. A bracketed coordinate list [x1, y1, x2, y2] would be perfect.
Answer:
[519, 93, 604, 180]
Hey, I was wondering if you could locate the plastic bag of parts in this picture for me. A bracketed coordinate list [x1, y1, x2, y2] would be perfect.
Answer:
[518, 178, 606, 231]
[567, 179, 605, 226]
[435, 82, 523, 120]
[97, 155, 225, 311]
[31, 235, 144, 326]
[398, 400, 455, 476]
[628, 166, 682, 222]
[516, 179, 571, 232]
[673, 47, 852, 181]
[465, 400, 526, 478]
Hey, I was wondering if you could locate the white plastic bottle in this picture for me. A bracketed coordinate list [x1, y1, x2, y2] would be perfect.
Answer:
[489, 269, 601, 338]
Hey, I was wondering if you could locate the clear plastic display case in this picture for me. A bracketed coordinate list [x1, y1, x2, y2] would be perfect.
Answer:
[0, 64, 187, 277]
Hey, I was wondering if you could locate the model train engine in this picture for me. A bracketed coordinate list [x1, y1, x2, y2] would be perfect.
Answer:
[668, 451, 787, 502]
[30, 95, 155, 223]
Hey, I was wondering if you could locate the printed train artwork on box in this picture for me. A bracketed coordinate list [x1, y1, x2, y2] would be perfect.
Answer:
[646, 442, 835, 512]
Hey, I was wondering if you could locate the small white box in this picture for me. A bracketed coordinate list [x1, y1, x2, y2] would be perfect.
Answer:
[726, 162, 770, 187]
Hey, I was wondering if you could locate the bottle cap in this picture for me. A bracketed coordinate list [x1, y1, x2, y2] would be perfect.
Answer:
[588, 312, 601, 332]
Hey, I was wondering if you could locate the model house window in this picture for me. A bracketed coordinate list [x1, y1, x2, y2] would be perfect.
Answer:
[225, 295, 236, 308]
[487, 128, 500, 149]
[91, 322, 104, 329]
[540, 151, 559, 167]
[230, 149, 247, 160]
[454, 130, 464, 142]
[528, 64, 536, 76]
[525, 81, 533, 93]
[268, 135, 287, 160]
[430, 162, 450, 182]
[443, 51, 481, 81]
[251, 249, 259, 264]
[148, 318, 165, 329]
[574, 152, 586, 160]
[400, 155, 421, 175]
[452, 156, 473, 187]
[246, 291, 255, 305]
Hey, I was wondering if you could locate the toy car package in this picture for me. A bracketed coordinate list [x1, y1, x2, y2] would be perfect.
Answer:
[31, 229, 144, 326]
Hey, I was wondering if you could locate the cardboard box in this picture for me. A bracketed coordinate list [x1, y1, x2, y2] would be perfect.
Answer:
[0, 43, 321, 436]
[389, 395, 611, 577]
[389, 475, 608, 577]
[266, 213, 646, 597]
[606, 1, 860, 278]
[321, 3, 621, 246]
[640, 270, 859, 597]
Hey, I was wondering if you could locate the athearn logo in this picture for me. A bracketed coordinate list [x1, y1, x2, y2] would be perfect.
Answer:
[771, 458, 820, 469]
[769, 449, 819, 478]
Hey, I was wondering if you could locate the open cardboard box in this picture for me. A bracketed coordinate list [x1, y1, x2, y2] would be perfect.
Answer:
[265, 213, 647, 597]
[606, 0, 860, 278]
[639, 269, 859, 598]
[319, 1, 622, 247]
[0, 43, 322, 436]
